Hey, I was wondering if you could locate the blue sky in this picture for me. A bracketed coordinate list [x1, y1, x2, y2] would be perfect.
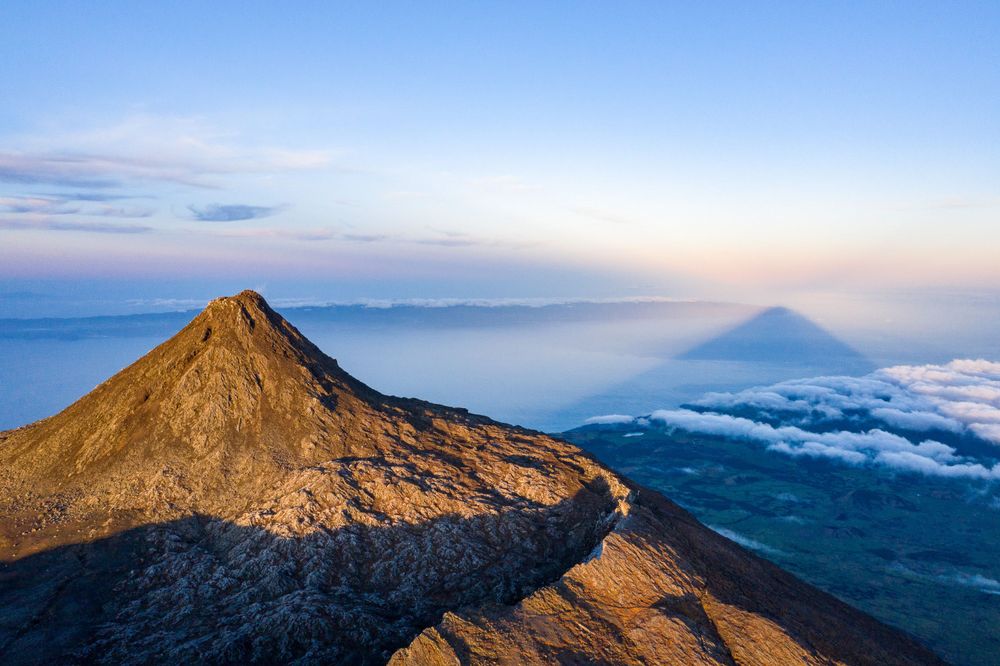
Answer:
[1, 2, 998, 308]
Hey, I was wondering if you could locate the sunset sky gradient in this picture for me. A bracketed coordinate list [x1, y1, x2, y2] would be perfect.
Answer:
[2, 2, 998, 309]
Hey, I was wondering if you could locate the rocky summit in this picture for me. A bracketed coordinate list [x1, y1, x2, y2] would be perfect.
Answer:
[0, 291, 943, 665]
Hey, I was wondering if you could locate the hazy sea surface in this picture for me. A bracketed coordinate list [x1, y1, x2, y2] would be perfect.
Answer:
[1, 294, 998, 432]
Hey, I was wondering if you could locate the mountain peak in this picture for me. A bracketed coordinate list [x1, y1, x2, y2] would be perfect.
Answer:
[0, 290, 387, 489]
[203, 289, 269, 319]
[197, 289, 289, 340]
[0, 293, 944, 665]
[224, 288, 267, 304]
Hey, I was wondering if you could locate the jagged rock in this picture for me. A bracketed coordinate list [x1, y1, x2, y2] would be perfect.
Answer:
[0, 291, 943, 665]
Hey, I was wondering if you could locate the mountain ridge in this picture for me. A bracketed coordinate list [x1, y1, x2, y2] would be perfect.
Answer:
[0, 291, 943, 664]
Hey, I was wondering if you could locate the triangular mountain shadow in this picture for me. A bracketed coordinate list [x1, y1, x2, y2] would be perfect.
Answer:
[677, 306, 873, 370]
[546, 308, 874, 430]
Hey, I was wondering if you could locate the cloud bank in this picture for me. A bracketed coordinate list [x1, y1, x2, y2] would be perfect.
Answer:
[689, 359, 1000, 445]
[589, 360, 1000, 481]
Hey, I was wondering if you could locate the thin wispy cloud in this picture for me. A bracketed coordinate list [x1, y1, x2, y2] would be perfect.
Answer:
[291, 229, 339, 241]
[0, 153, 121, 188]
[0, 151, 213, 188]
[42, 191, 147, 203]
[585, 414, 635, 425]
[188, 203, 286, 222]
[428, 227, 473, 238]
[0, 218, 152, 234]
[414, 236, 482, 247]
[890, 562, 1000, 596]
[416, 228, 536, 249]
[341, 233, 390, 242]
[210, 227, 336, 241]
[95, 205, 155, 218]
[125, 297, 208, 310]
[0, 195, 153, 218]
[1, 115, 335, 190]
[209, 226, 395, 243]
[0, 196, 79, 215]
[936, 571, 1000, 595]
[709, 526, 786, 557]
[0, 149, 328, 189]
[204, 225, 521, 248]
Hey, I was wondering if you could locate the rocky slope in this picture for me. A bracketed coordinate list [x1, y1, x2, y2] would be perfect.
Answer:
[0, 291, 943, 664]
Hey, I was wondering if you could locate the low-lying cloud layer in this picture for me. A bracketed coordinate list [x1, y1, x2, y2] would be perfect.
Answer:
[588, 360, 1000, 481]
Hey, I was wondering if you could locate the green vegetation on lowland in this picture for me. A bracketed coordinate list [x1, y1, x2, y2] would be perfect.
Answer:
[563, 426, 1000, 666]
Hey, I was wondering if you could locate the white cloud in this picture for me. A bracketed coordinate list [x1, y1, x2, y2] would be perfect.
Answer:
[591, 359, 1000, 481]
[938, 572, 1000, 595]
[868, 407, 963, 433]
[646, 408, 975, 474]
[877, 361, 1000, 444]
[585, 414, 635, 425]
[709, 526, 785, 557]
[873, 451, 1000, 480]
[892, 562, 1000, 595]
[972, 424, 1000, 443]
[690, 359, 1000, 445]
[768, 441, 868, 465]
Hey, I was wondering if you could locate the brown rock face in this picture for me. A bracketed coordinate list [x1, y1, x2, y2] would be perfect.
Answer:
[0, 291, 942, 665]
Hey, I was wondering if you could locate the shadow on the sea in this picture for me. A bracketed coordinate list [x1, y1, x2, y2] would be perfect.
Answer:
[676, 306, 873, 369]
[550, 307, 875, 430]
[0, 479, 616, 665]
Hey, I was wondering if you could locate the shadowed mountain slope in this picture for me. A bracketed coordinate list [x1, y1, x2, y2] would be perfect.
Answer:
[0, 291, 941, 664]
